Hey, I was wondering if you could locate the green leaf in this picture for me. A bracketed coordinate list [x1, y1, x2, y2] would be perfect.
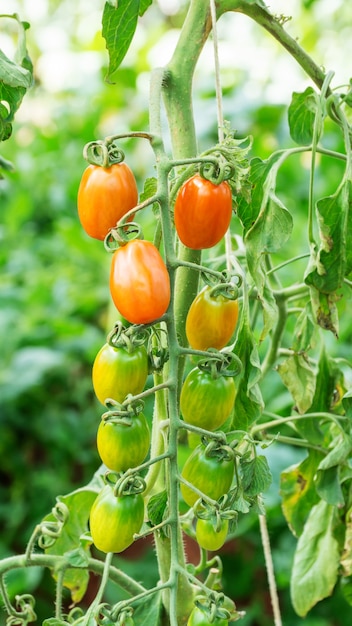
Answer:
[318, 431, 352, 470]
[139, 0, 153, 16]
[309, 287, 339, 336]
[0, 49, 32, 89]
[291, 304, 317, 353]
[102, 0, 140, 82]
[240, 455, 272, 496]
[277, 354, 316, 414]
[232, 309, 264, 431]
[147, 490, 168, 527]
[341, 507, 352, 576]
[305, 181, 352, 294]
[315, 466, 344, 506]
[291, 500, 339, 616]
[133, 591, 163, 626]
[280, 450, 321, 537]
[288, 87, 322, 146]
[44, 484, 101, 603]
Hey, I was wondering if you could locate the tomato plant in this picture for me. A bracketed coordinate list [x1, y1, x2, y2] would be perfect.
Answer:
[110, 239, 171, 324]
[180, 440, 235, 508]
[174, 174, 232, 249]
[186, 284, 239, 351]
[180, 361, 236, 431]
[92, 341, 148, 405]
[89, 480, 144, 554]
[96, 410, 150, 472]
[77, 162, 138, 240]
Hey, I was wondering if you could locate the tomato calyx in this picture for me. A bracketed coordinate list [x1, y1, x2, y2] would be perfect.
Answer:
[104, 222, 142, 251]
[107, 321, 149, 353]
[83, 138, 126, 168]
[104, 470, 146, 498]
[194, 497, 237, 528]
[96, 603, 135, 626]
[197, 351, 241, 380]
[201, 436, 234, 464]
[191, 593, 231, 624]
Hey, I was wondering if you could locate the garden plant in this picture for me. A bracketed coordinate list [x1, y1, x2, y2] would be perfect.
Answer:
[2, 1, 352, 625]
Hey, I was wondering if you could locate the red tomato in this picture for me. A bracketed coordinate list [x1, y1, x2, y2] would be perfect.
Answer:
[110, 239, 170, 324]
[77, 162, 138, 240]
[174, 174, 232, 249]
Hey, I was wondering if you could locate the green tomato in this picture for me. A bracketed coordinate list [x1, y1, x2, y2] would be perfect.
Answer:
[92, 342, 148, 405]
[89, 485, 144, 553]
[195, 517, 229, 551]
[180, 444, 234, 507]
[187, 606, 228, 626]
[180, 366, 236, 431]
[97, 412, 150, 472]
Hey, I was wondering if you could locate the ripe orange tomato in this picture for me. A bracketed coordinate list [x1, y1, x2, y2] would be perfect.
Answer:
[110, 239, 171, 324]
[77, 162, 138, 240]
[186, 286, 239, 351]
[174, 174, 232, 249]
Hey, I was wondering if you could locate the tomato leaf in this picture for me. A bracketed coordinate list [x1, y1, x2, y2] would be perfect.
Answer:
[280, 450, 321, 537]
[277, 354, 316, 414]
[139, 0, 153, 16]
[341, 506, 352, 576]
[44, 481, 102, 603]
[240, 455, 272, 496]
[102, 0, 140, 82]
[232, 309, 264, 431]
[133, 590, 163, 625]
[305, 181, 352, 294]
[147, 490, 168, 527]
[288, 87, 322, 146]
[291, 500, 340, 616]
[315, 466, 344, 507]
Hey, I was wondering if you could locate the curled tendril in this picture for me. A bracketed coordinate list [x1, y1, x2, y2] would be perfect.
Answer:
[106, 321, 150, 351]
[147, 327, 169, 372]
[6, 595, 36, 626]
[197, 350, 241, 379]
[104, 470, 146, 497]
[202, 436, 235, 462]
[199, 156, 235, 185]
[104, 222, 142, 252]
[37, 502, 69, 550]
[106, 141, 126, 165]
[82, 139, 125, 168]
[102, 395, 145, 422]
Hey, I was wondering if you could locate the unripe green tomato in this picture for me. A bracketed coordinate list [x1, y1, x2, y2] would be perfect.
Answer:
[92, 342, 148, 405]
[186, 286, 239, 351]
[89, 485, 144, 553]
[97, 413, 150, 472]
[180, 367, 236, 431]
[187, 607, 228, 626]
[195, 517, 229, 551]
[180, 445, 234, 507]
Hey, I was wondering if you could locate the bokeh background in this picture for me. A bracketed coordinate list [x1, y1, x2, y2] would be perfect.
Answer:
[1, 0, 352, 623]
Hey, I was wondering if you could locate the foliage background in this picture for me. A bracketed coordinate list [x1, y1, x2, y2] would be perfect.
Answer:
[1, 0, 352, 623]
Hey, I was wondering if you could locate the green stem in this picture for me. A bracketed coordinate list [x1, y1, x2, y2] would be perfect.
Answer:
[218, 1, 328, 92]
[0, 553, 146, 596]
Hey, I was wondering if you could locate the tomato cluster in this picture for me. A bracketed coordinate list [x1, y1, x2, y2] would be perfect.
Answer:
[77, 156, 241, 559]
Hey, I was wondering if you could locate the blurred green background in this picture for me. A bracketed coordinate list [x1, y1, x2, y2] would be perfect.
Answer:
[1, 0, 352, 623]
